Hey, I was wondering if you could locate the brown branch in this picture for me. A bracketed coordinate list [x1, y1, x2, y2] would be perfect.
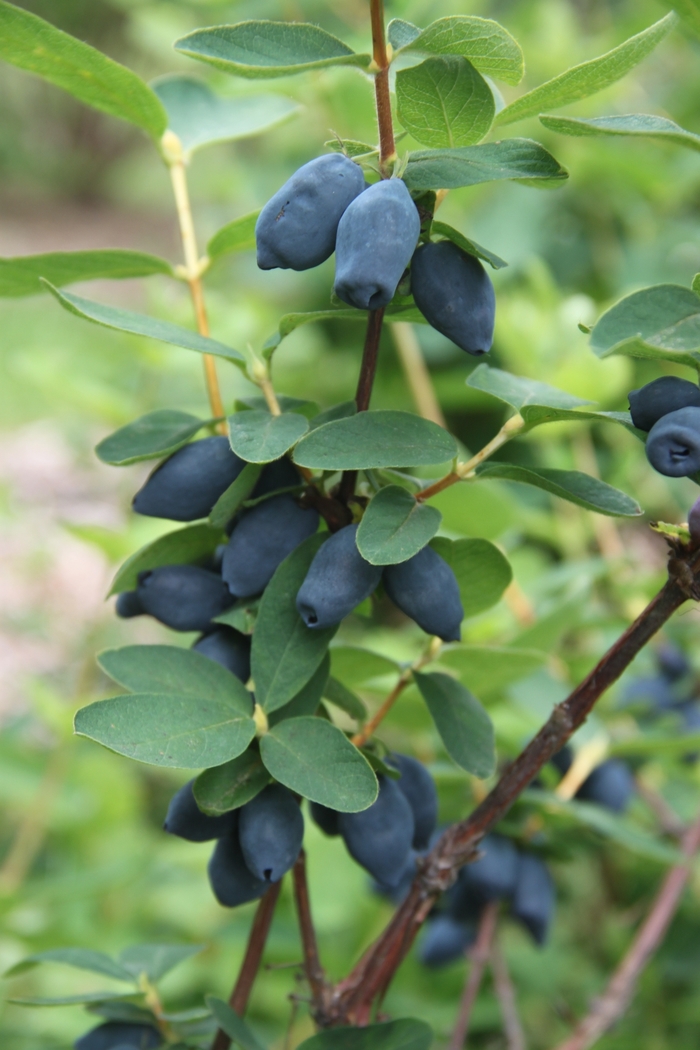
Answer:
[448, 902, 499, 1050]
[211, 882, 282, 1050]
[553, 812, 700, 1050]
[318, 545, 700, 1025]
[339, 307, 386, 504]
[292, 850, 330, 1014]
[370, 0, 395, 170]
[491, 938, 527, 1050]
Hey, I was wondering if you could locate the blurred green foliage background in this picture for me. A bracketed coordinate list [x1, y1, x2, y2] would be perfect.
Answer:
[3, 1, 700, 1048]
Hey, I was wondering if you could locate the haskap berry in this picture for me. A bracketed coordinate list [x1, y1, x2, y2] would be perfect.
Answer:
[386, 753, 438, 850]
[510, 852, 554, 946]
[208, 825, 269, 908]
[337, 775, 415, 887]
[74, 1022, 162, 1050]
[192, 625, 251, 683]
[132, 436, 246, 522]
[222, 493, 319, 598]
[115, 589, 145, 619]
[628, 376, 700, 432]
[645, 406, 700, 477]
[410, 241, 496, 355]
[136, 564, 233, 632]
[238, 784, 304, 882]
[419, 912, 477, 968]
[383, 546, 463, 641]
[296, 525, 382, 629]
[164, 780, 236, 842]
[334, 179, 420, 310]
[576, 759, 635, 813]
[309, 800, 341, 837]
[256, 153, 366, 271]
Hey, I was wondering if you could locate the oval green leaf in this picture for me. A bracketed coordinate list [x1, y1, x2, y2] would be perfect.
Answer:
[96, 410, 205, 466]
[194, 750, 269, 815]
[118, 944, 204, 983]
[540, 112, 700, 153]
[268, 654, 330, 727]
[401, 15, 524, 85]
[228, 410, 309, 463]
[0, 250, 172, 299]
[590, 284, 700, 368]
[75, 693, 256, 769]
[109, 524, 224, 595]
[436, 645, 546, 696]
[175, 21, 371, 78]
[414, 671, 495, 778]
[467, 363, 591, 412]
[207, 211, 259, 262]
[259, 716, 377, 812]
[293, 411, 457, 470]
[396, 55, 495, 149]
[357, 485, 441, 565]
[209, 462, 263, 530]
[297, 1020, 434, 1050]
[476, 463, 642, 517]
[404, 139, 568, 191]
[4, 949, 134, 982]
[430, 222, 507, 269]
[429, 537, 512, 618]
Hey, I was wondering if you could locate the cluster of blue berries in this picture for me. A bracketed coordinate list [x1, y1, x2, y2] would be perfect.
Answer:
[629, 376, 700, 478]
[256, 153, 496, 356]
[624, 643, 700, 738]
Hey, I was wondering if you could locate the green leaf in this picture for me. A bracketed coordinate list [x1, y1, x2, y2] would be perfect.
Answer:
[7, 992, 136, 1007]
[436, 645, 546, 695]
[228, 410, 309, 463]
[323, 677, 367, 721]
[310, 401, 358, 430]
[0, 0, 167, 138]
[518, 405, 641, 432]
[214, 598, 260, 635]
[430, 221, 507, 269]
[610, 730, 700, 757]
[269, 654, 330, 726]
[206, 997, 267, 1050]
[540, 112, 700, 153]
[194, 751, 269, 815]
[75, 693, 256, 769]
[259, 716, 377, 811]
[207, 211, 259, 262]
[237, 395, 319, 418]
[401, 16, 524, 85]
[152, 75, 299, 154]
[496, 13, 677, 127]
[297, 1020, 433, 1050]
[672, 0, 700, 39]
[263, 305, 425, 353]
[109, 524, 224, 595]
[388, 19, 421, 50]
[429, 537, 512, 618]
[356, 485, 441, 565]
[329, 647, 400, 688]
[5, 949, 134, 982]
[98, 645, 252, 714]
[414, 672, 495, 777]
[590, 284, 700, 368]
[396, 56, 495, 149]
[325, 137, 378, 159]
[175, 21, 371, 79]
[476, 463, 642, 517]
[44, 283, 245, 365]
[119, 944, 204, 983]
[403, 139, 568, 191]
[467, 363, 592, 412]
[86, 1002, 157, 1024]
[95, 410, 205, 466]
[209, 463, 263, 530]
[293, 411, 457, 470]
[0, 250, 172, 299]
[252, 535, 337, 714]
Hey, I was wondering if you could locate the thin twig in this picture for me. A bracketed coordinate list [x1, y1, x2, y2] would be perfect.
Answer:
[391, 323, 446, 427]
[351, 637, 441, 748]
[448, 902, 499, 1050]
[369, 0, 395, 172]
[635, 777, 687, 839]
[552, 812, 700, 1050]
[211, 882, 282, 1050]
[491, 938, 526, 1050]
[339, 306, 386, 503]
[321, 549, 700, 1024]
[416, 415, 525, 503]
[292, 850, 329, 1012]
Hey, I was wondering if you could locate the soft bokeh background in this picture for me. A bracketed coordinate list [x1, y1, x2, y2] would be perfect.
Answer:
[3, 0, 700, 1047]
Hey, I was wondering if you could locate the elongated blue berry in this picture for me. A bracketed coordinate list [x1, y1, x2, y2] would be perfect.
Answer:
[338, 775, 414, 887]
[74, 1022, 162, 1050]
[511, 852, 554, 946]
[387, 753, 438, 850]
[137, 565, 233, 632]
[208, 827, 269, 908]
[646, 406, 700, 477]
[164, 780, 236, 842]
[133, 436, 246, 521]
[222, 494, 319, 598]
[383, 546, 463, 641]
[411, 241, 495, 355]
[296, 525, 382, 629]
[238, 784, 304, 882]
[419, 913, 477, 968]
[193, 626, 251, 682]
[628, 376, 700, 432]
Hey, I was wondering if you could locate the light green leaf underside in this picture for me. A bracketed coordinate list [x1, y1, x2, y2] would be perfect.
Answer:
[590, 284, 700, 368]
[357, 485, 442, 565]
[437, 645, 546, 695]
[401, 16, 524, 85]
[323, 677, 367, 721]
[403, 139, 568, 191]
[109, 524, 224, 595]
[252, 535, 337, 714]
[228, 409, 309, 463]
[195, 752, 270, 815]
[209, 462, 262, 530]
[0, 0, 167, 138]
[5, 949, 134, 982]
[414, 671, 495, 777]
[540, 113, 700, 153]
[496, 13, 677, 127]
[260, 716, 377, 812]
[293, 411, 457, 470]
[75, 693, 256, 769]
[388, 19, 422, 51]
[95, 410, 205, 466]
[467, 363, 592, 411]
[476, 463, 642, 517]
[297, 1019, 434, 1050]
[152, 74, 299, 153]
[396, 55, 495, 149]
[0, 250, 172, 298]
[119, 943, 204, 982]
[430, 221, 507, 269]
[175, 21, 371, 79]
[330, 647, 400, 689]
[44, 283, 245, 364]
[263, 304, 424, 352]
[8, 992, 136, 1007]
[429, 537, 512, 619]
[97, 645, 252, 714]
[207, 211, 259, 262]
[207, 998, 267, 1050]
